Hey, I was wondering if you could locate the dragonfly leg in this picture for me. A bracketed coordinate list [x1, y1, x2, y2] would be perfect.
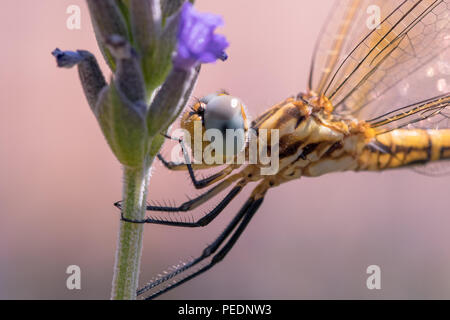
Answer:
[137, 193, 265, 299]
[157, 153, 210, 171]
[161, 133, 238, 189]
[114, 173, 244, 227]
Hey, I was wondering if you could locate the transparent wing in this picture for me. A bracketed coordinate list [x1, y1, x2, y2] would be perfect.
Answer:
[309, 0, 450, 121]
[310, 0, 450, 175]
[367, 93, 450, 132]
[308, 0, 402, 94]
[367, 93, 450, 176]
[412, 161, 450, 176]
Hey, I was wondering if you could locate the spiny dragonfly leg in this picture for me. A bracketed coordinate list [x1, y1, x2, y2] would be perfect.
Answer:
[114, 174, 244, 227]
[156, 153, 210, 171]
[137, 193, 265, 300]
[161, 133, 236, 189]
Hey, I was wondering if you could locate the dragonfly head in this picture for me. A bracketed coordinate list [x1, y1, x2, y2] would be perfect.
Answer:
[180, 92, 249, 163]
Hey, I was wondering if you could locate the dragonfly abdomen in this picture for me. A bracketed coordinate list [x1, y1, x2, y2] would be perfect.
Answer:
[358, 129, 450, 171]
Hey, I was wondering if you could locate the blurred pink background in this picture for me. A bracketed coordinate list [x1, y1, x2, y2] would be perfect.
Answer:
[1, 0, 450, 299]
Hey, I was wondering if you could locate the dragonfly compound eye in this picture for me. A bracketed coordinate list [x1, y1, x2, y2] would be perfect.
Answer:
[203, 94, 248, 157]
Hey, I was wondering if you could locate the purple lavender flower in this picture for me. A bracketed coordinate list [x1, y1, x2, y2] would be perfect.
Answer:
[174, 2, 229, 70]
[52, 48, 84, 68]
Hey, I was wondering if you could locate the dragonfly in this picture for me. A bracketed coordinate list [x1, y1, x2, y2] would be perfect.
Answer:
[116, 0, 450, 299]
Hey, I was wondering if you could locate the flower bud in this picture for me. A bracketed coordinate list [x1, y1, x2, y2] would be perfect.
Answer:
[95, 81, 148, 168]
[146, 2, 229, 136]
[52, 47, 148, 168]
[130, 0, 161, 56]
[161, 0, 186, 19]
[52, 49, 106, 112]
[97, 36, 148, 167]
[52, 1, 230, 169]
[105, 35, 147, 104]
[173, 2, 229, 71]
[129, 0, 165, 97]
[86, 0, 130, 70]
[147, 65, 200, 137]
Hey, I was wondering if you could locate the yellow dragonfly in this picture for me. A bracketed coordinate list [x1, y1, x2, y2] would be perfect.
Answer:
[117, 0, 450, 299]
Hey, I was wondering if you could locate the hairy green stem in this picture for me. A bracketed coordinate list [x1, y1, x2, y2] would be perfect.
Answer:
[111, 158, 152, 299]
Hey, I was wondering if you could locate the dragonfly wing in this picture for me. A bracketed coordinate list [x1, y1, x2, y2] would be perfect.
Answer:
[367, 92, 450, 176]
[309, 0, 400, 94]
[367, 93, 450, 132]
[310, 0, 450, 175]
[413, 162, 450, 176]
[309, 0, 450, 121]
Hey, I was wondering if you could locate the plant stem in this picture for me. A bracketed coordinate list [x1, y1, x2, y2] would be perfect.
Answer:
[111, 159, 151, 300]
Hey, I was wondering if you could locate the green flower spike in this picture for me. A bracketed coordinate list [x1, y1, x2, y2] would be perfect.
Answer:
[52, 0, 228, 300]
